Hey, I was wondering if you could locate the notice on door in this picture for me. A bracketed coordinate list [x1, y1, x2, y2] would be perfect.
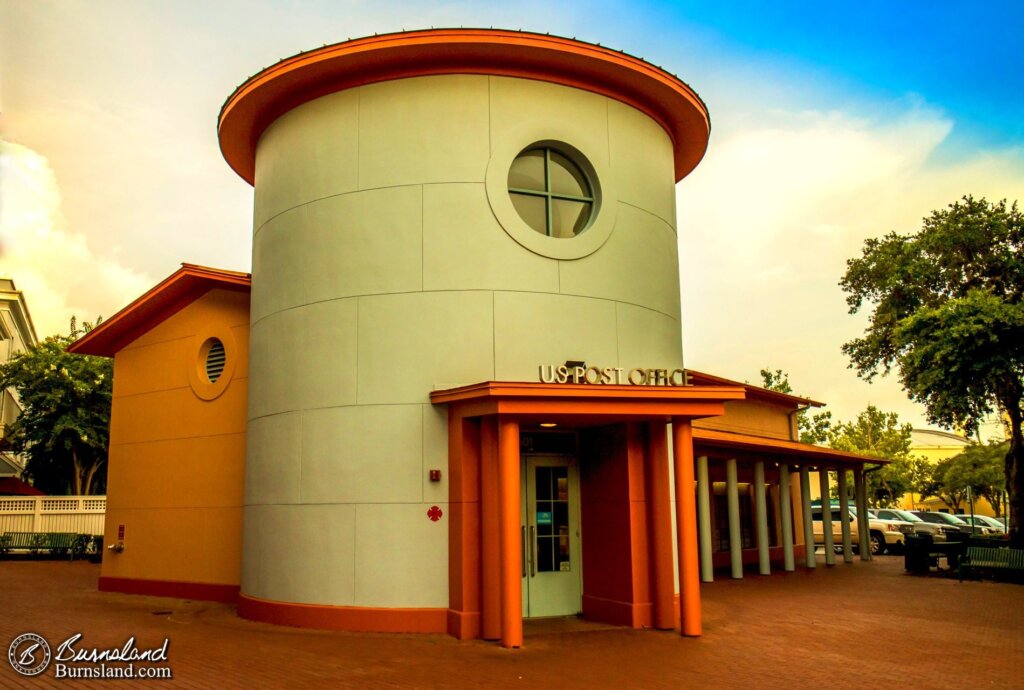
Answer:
[536, 511, 552, 526]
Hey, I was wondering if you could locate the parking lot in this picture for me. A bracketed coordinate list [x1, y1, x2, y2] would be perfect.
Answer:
[1, 554, 1021, 688]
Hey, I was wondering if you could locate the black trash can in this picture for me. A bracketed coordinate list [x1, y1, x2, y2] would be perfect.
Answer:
[905, 533, 934, 574]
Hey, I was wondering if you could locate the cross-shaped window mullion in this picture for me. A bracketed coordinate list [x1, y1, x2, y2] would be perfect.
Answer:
[545, 149, 554, 236]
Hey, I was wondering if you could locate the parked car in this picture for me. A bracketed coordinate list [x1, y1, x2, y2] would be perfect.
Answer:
[909, 510, 990, 536]
[956, 514, 1007, 534]
[870, 508, 950, 542]
[811, 506, 913, 555]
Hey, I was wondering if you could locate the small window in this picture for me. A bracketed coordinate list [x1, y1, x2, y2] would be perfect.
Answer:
[204, 338, 226, 383]
[508, 146, 594, 238]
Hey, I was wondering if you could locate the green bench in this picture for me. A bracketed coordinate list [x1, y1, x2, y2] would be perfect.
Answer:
[958, 545, 1024, 581]
[0, 532, 84, 560]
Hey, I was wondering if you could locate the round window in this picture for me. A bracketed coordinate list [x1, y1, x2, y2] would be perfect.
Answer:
[508, 147, 594, 238]
[203, 338, 227, 383]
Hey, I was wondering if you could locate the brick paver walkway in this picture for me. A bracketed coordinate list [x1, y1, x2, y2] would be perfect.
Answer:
[1, 555, 1021, 688]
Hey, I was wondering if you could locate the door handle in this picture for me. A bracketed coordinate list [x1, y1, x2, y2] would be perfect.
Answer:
[521, 526, 527, 577]
[529, 526, 537, 577]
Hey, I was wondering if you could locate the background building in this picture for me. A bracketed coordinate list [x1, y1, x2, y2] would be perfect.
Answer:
[0, 277, 40, 494]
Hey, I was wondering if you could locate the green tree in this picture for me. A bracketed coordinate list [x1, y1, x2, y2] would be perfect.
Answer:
[826, 405, 919, 507]
[925, 441, 1009, 516]
[840, 196, 1024, 544]
[923, 457, 969, 513]
[0, 318, 111, 494]
[758, 368, 833, 444]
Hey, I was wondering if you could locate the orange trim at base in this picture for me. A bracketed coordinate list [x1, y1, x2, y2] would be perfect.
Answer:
[447, 609, 481, 640]
[238, 594, 447, 633]
[99, 576, 240, 604]
[582, 595, 653, 629]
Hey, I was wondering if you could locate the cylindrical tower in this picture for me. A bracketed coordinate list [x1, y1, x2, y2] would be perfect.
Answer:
[218, 29, 709, 632]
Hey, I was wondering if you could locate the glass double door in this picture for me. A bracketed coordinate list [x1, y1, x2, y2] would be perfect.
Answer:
[521, 454, 582, 618]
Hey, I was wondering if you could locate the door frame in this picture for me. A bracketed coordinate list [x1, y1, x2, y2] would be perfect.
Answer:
[520, 452, 583, 618]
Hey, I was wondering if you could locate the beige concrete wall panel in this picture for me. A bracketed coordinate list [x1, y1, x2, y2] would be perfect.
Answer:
[607, 99, 677, 229]
[243, 503, 357, 605]
[422, 404, 448, 504]
[358, 75, 489, 189]
[488, 76, 610, 163]
[248, 299, 357, 417]
[615, 303, 683, 370]
[294, 299, 359, 409]
[303, 187, 423, 304]
[422, 183, 559, 292]
[253, 89, 359, 229]
[301, 404, 423, 504]
[248, 308, 303, 418]
[252, 188, 423, 322]
[357, 292, 494, 405]
[245, 412, 302, 506]
[559, 204, 681, 318]
[353, 503, 449, 608]
[241, 505, 261, 595]
[493, 292, 617, 381]
[251, 215, 306, 322]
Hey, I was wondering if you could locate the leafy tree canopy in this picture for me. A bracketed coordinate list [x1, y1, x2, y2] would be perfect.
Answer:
[759, 369, 926, 506]
[840, 196, 1023, 543]
[924, 440, 1009, 516]
[0, 318, 111, 494]
[827, 405, 927, 507]
[758, 368, 833, 445]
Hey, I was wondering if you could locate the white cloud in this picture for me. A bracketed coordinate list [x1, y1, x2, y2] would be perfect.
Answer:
[0, 141, 152, 339]
[677, 103, 1024, 428]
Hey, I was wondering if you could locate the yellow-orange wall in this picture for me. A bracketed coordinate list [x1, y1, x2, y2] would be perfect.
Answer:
[101, 288, 248, 588]
[694, 399, 795, 441]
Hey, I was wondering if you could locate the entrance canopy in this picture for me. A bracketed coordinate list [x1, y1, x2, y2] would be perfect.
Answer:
[430, 381, 746, 425]
[431, 380, 745, 648]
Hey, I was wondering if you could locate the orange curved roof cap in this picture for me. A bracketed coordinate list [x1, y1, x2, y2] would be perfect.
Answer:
[218, 28, 710, 185]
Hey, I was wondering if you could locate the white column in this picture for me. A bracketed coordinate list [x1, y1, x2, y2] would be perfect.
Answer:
[838, 468, 853, 563]
[726, 458, 743, 579]
[779, 463, 795, 572]
[819, 468, 835, 566]
[799, 466, 816, 569]
[754, 460, 770, 576]
[697, 455, 714, 583]
[854, 468, 871, 561]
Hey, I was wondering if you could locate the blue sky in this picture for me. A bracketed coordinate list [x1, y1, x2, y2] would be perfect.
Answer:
[569, 1, 1024, 154]
[2, 1, 1021, 431]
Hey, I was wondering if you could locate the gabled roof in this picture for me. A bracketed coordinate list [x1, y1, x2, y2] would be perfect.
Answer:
[67, 264, 251, 357]
[687, 370, 824, 408]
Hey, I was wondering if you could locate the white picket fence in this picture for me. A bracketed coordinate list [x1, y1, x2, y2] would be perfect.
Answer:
[0, 496, 106, 535]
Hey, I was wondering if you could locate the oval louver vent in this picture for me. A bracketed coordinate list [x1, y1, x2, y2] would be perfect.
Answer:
[205, 339, 226, 383]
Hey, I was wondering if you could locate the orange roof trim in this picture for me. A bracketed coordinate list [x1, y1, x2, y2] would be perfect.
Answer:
[218, 28, 710, 185]
[687, 370, 825, 408]
[693, 427, 888, 466]
[67, 264, 251, 357]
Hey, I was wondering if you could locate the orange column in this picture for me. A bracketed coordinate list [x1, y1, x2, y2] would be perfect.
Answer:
[497, 417, 523, 648]
[480, 417, 501, 641]
[644, 421, 675, 630]
[671, 419, 701, 637]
